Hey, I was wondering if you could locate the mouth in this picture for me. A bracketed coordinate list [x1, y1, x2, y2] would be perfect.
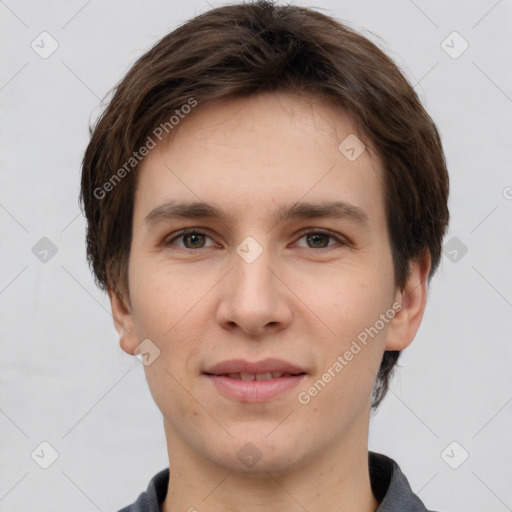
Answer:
[203, 357, 307, 376]
[204, 371, 306, 380]
[202, 359, 308, 402]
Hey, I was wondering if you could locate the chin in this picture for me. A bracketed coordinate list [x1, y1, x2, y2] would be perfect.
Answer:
[208, 435, 309, 477]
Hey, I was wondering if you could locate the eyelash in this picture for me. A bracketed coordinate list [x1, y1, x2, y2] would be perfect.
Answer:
[165, 228, 348, 251]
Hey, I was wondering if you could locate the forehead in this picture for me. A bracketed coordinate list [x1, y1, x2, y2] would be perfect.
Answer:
[134, 91, 385, 227]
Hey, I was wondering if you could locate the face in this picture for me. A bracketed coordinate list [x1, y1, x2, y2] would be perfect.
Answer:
[111, 91, 428, 475]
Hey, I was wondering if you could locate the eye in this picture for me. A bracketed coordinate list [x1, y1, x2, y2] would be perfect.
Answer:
[165, 229, 216, 249]
[295, 229, 347, 250]
[164, 228, 347, 251]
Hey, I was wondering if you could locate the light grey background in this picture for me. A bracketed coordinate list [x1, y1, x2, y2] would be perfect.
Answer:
[1, 0, 511, 510]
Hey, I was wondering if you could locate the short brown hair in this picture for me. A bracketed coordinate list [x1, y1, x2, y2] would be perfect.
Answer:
[80, 0, 449, 409]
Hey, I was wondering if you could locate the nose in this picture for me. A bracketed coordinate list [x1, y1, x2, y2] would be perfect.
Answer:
[216, 242, 293, 337]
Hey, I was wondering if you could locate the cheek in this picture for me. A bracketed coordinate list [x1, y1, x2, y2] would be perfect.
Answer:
[130, 267, 205, 416]
[300, 263, 393, 339]
[301, 268, 393, 398]
[129, 258, 200, 336]
[128, 261, 209, 381]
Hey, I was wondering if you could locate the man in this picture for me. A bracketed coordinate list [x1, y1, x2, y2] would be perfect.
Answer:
[80, 2, 449, 510]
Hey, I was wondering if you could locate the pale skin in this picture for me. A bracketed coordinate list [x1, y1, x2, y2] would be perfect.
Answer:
[110, 91, 431, 512]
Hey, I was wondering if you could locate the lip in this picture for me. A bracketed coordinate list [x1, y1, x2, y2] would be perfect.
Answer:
[204, 374, 307, 402]
[203, 358, 307, 375]
[203, 358, 308, 403]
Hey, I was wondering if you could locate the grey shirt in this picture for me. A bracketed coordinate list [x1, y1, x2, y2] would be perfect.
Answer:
[117, 452, 438, 512]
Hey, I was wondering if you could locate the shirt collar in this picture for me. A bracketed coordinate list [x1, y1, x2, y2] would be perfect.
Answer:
[369, 452, 433, 511]
[119, 451, 433, 511]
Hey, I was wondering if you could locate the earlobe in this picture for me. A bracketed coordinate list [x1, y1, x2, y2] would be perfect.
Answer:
[108, 289, 139, 355]
[385, 253, 431, 351]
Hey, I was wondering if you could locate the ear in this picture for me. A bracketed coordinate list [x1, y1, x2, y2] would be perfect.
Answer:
[385, 252, 431, 351]
[108, 289, 139, 356]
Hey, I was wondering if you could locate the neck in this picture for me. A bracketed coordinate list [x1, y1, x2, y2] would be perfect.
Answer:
[161, 420, 378, 512]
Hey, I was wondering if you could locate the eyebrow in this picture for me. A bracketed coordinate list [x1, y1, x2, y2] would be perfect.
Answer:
[144, 199, 369, 229]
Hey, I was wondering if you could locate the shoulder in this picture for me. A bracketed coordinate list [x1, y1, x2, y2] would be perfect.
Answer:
[369, 452, 441, 512]
[116, 468, 170, 512]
